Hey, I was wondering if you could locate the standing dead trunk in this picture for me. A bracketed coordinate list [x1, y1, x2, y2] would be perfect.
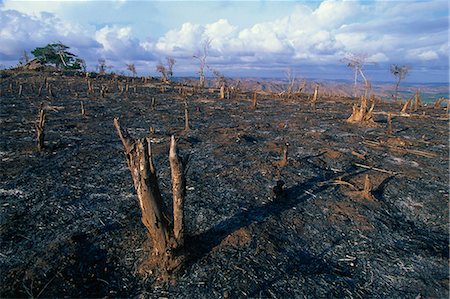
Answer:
[252, 91, 257, 109]
[114, 118, 188, 275]
[312, 84, 319, 103]
[401, 98, 412, 113]
[169, 136, 187, 248]
[219, 84, 225, 99]
[275, 142, 289, 168]
[151, 97, 156, 111]
[362, 174, 374, 200]
[184, 98, 190, 131]
[36, 104, 46, 151]
[311, 84, 319, 109]
[18, 84, 23, 98]
[413, 90, 422, 112]
[80, 101, 85, 116]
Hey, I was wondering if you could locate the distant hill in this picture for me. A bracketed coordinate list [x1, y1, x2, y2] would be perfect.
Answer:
[175, 76, 448, 102]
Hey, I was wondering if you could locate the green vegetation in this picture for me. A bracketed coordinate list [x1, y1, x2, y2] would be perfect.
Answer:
[31, 43, 84, 70]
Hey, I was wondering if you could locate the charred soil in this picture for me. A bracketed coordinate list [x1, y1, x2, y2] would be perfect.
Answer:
[1, 70, 449, 298]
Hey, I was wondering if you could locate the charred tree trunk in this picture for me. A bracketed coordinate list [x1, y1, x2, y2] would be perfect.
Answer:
[151, 97, 156, 111]
[362, 174, 374, 200]
[311, 84, 319, 110]
[18, 84, 23, 98]
[413, 90, 422, 112]
[433, 98, 445, 109]
[184, 98, 190, 131]
[169, 136, 187, 248]
[219, 84, 225, 99]
[252, 91, 257, 109]
[36, 105, 46, 151]
[114, 118, 187, 276]
[80, 101, 86, 116]
[401, 98, 412, 113]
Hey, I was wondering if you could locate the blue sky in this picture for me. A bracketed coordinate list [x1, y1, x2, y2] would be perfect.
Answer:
[0, 0, 448, 83]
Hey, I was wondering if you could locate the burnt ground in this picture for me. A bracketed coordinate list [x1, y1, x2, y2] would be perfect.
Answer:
[0, 70, 449, 298]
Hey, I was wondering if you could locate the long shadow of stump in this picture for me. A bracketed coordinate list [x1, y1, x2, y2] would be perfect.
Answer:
[185, 164, 362, 266]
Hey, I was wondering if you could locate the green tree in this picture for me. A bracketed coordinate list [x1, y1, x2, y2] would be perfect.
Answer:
[31, 43, 82, 70]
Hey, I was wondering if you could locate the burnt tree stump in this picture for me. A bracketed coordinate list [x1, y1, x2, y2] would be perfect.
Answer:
[36, 104, 46, 151]
[114, 118, 188, 277]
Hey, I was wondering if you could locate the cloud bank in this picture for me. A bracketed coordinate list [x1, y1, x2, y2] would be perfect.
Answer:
[0, 0, 448, 82]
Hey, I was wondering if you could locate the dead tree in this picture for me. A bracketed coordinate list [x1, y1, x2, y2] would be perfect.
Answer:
[219, 84, 225, 99]
[113, 118, 188, 275]
[18, 84, 23, 98]
[342, 53, 372, 98]
[346, 95, 375, 124]
[80, 101, 85, 116]
[275, 142, 289, 168]
[36, 104, 46, 151]
[151, 97, 156, 111]
[413, 90, 422, 112]
[252, 91, 257, 109]
[362, 174, 374, 200]
[311, 83, 319, 109]
[297, 79, 306, 93]
[285, 68, 295, 99]
[390, 64, 409, 101]
[401, 98, 412, 113]
[126, 63, 137, 76]
[193, 38, 211, 89]
[434, 98, 445, 109]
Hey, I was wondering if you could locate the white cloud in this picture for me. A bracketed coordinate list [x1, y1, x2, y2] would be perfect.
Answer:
[0, 0, 448, 81]
[155, 22, 204, 55]
[417, 50, 439, 61]
[0, 9, 98, 60]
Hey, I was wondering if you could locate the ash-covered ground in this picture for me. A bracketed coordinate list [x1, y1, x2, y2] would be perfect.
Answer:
[1, 70, 448, 298]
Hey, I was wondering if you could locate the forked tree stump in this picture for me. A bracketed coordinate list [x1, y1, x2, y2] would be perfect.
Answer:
[114, 118, 188, 277]
[346, 95, 375, 124]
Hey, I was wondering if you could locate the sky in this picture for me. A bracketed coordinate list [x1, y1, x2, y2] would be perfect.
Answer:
[0, 0, 449, 83]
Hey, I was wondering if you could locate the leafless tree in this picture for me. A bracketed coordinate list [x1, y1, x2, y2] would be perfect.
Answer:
[127, 63, 137, 76]
[342, 53, 371, 97]
[285, 68, 295, 97]
[390, 64, 410, 101]
[193, 37, 212, 88]
[166, 57, 176, 80]
[210, 68, 225, 88]
[156, 62, 168, 83]
[156, 57, 176, 83]
[97, 58, 111, 75]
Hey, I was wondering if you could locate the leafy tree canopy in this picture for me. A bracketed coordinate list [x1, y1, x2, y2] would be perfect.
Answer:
[31, 43, 83, 70]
